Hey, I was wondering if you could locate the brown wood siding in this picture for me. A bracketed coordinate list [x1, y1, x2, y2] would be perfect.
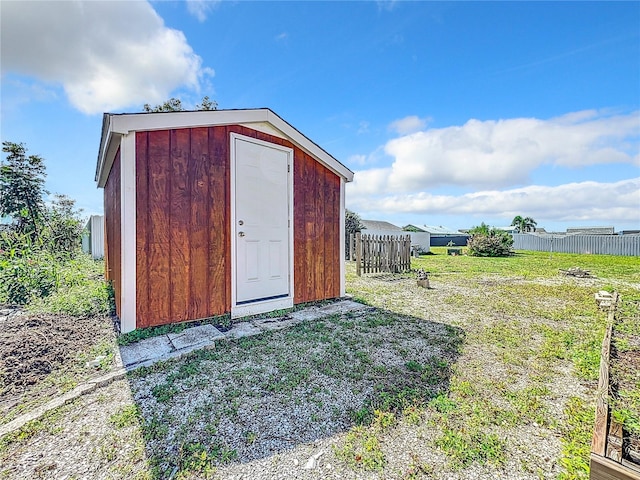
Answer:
[104, 148, 122, 317]
[293, 150, 341, 303]
[135, 125, 341, 328]
[136, 128, 230, 327]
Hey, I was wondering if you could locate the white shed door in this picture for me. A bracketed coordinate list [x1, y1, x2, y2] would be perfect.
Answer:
[234, 137, 291, 304]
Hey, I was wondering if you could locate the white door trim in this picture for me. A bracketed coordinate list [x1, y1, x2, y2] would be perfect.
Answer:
[230, 133, 294, 318]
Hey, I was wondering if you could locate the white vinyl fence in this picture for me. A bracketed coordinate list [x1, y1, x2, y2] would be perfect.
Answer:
[512, 234, 640, 256]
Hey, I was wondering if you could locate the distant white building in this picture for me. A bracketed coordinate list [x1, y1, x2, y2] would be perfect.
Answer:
[82, 215, 104, 259]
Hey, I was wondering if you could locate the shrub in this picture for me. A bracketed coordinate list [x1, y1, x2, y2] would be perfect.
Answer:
[466, 223, 514, 257]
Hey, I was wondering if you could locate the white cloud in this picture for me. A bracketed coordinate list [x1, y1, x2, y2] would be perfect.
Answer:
[186, 0, 220, 22]
[1, 1, 213, 114]
[377, 110, 640, 191]
[388, 115, 429, 135]
[347, 178, 640, 224]
[276, 32, 289, 42]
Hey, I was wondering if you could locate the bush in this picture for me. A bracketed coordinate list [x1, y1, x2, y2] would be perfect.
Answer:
[466, 223, 514, 257]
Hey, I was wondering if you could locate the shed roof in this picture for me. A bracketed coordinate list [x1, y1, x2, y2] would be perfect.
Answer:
[96, 108, 354, 188]
[361, 219, 402, 231]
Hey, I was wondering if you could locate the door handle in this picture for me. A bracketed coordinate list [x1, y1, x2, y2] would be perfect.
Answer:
[238, 231, 245, 237]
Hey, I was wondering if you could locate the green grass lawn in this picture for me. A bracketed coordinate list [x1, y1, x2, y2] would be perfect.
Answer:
[347, 248, 640, 479]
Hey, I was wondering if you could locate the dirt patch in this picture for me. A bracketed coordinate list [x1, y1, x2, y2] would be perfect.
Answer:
[0, 309, 117, 423]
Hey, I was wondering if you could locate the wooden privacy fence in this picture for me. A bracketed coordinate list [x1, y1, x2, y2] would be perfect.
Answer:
[353, 232, 412, 276]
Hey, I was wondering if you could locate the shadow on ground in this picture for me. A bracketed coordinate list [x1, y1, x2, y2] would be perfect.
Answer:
[125, 305, 464, 478]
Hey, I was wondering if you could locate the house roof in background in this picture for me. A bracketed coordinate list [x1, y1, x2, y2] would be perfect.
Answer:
[422, 225, 465, 235]
[361, 219, 402, 231]
[402, 224, 426, 232]
[566, 226, 615, 235]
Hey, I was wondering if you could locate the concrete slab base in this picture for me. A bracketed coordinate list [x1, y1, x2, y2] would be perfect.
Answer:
[119, 335, 173, 366]
[168, 324, 225, 350]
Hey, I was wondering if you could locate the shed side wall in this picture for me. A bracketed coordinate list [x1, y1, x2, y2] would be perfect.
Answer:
[104, 148, 122, 317]
[135, 125, 340, 328]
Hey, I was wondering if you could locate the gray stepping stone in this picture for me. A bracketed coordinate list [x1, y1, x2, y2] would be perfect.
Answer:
[226, 322, 262, 339]
[119, 335, 173, 366]
[168, 324, 225, 350]
[289, 309, 321, 322]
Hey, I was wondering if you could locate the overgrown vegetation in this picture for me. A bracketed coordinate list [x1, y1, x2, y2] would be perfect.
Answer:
[466, 222, 514, 257]
[0, 141, 112, 316]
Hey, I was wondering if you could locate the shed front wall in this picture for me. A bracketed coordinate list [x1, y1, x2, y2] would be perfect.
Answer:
[104, 148, 122, 317]
[134, 125, 340, 328]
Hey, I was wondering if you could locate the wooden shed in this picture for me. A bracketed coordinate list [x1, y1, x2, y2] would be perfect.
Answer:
[96, 109, 354, 333]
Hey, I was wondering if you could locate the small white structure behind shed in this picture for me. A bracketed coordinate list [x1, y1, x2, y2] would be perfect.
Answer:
[82, 215, 104, 259]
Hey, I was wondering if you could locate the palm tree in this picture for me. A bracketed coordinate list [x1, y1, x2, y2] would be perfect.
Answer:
[511, 215, 524, 233]
[522, 216, 537, 232]
[511, 215, 537, 233]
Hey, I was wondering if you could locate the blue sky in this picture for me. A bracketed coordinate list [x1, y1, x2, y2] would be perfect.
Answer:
[2, 1, 639, 232]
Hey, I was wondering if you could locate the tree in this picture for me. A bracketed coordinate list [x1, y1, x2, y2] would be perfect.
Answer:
[345, 209, 365, 258]
[1, 141, 48, 237]
[143, 98, 183, 112]
[196, 95, 218, 111]
[511, 215, 537, 233]
[42, 194, 84, 257]
[143, 96, 218, 112]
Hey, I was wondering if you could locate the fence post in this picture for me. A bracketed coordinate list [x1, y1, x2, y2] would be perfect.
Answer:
[356, 232, 362, 276]
[349, 233, 354, 261]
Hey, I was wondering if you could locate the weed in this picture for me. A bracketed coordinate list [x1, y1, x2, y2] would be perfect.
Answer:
[428, 394, 457, 414]
[558, 397, 593, 479]
[176, 442, 217, 479]
[151, 383, 179, 403]
[372, 409, 395, 431]
[435, 429, 506, 468]
[402, 404, 424, 425]
[245, 431, 257, 445]
[351, 406, 373, 425]
[109, 404, 141, 429]
[334, 426, 385, 471]
[402, 453, 434, 479]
